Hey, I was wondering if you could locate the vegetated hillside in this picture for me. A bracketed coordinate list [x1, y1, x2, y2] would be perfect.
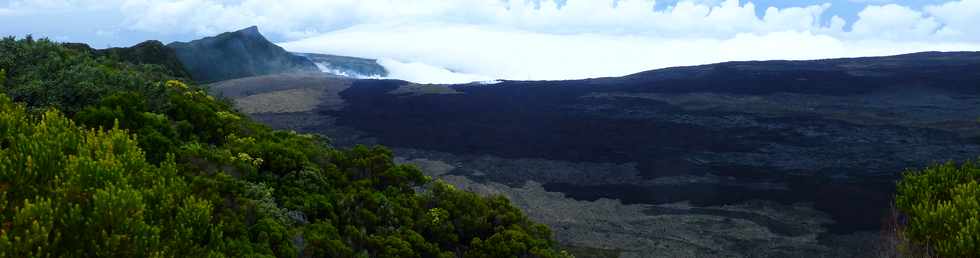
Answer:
[296, 53, 389, 78]
[167, 26, 319, 83]
[64, 40, 191, 79]
[0, 36, 568, 257]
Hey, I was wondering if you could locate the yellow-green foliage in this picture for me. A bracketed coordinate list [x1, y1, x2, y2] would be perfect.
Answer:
[0, 95, 213, 257]
[895, 160, 980, 256]
[0, 36, 570, 257]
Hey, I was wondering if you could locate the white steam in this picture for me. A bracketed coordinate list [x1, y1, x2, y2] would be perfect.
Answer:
[376, 58, 494, 84]
[312, 62, 382, 79]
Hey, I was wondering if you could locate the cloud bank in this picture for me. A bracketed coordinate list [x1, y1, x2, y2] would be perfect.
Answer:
[276, 0, 980, 83]
[6, 0, 980, 83]
[281, 23, 980, 83]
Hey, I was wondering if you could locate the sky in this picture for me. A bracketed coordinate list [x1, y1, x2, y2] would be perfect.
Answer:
[2, 0, 980, 83]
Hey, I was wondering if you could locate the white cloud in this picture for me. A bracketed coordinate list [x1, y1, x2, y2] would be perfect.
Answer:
[112, 0, 852, 40]
[281, 22, 980, 83]
[850, 4, 940, 40]
[8, 0, 980, 83]
[378, 58, 494, 84]
[7, 0, 119, 10]
[12, 0, 980, 43]
[925, 0, 980, 40]
[272, 0, 980, 83]
[760, 4, 832, 32]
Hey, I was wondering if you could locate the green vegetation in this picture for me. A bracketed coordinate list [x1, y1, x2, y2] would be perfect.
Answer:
[0, 36, 172, 114]
[895, 160, 980, 257]
[63, 40, 191, 79]
[0, 36, 568, 257]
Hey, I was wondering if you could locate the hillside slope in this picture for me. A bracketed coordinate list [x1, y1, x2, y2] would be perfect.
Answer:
[63, 40, 191, 78]
[0, 36, 567, 257]
[214, 51, 980, 257]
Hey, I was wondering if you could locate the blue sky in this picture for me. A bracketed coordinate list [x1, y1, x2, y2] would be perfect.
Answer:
[3, 0, 980, 83]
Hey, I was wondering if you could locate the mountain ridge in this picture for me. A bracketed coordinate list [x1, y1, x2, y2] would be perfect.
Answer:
[166, 26, 319, 82]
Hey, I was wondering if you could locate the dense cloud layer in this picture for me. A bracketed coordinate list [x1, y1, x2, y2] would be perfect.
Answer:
[5, 0, 980, 83]
[281, 23, 980, 83]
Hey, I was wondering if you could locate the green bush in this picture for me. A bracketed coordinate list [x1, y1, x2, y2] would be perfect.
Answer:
[895, 160, 980, 256]
[0, 95, 211, 257]
[0, 36, 170, 113]
[0, 36, 570, 257]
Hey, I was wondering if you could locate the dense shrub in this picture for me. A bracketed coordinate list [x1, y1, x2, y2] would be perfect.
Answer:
[0, 95, 214, 256]
[0, 36, 569, 257]
[0, 36, 171, 113]
[895, 160, 980, 256]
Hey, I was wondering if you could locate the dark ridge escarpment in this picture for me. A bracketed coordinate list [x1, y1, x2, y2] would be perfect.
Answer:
[167, 26, 318, 82]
